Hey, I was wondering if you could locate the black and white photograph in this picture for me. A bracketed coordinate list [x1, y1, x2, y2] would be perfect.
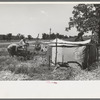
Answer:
[1, 1, 100, 98]
[0, 2, 100, 81]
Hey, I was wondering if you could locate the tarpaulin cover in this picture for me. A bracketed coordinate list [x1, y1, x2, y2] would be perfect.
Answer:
[49, 38, 91, 46]
[51, 46, 86, 65]
[49, 38, 91, 65]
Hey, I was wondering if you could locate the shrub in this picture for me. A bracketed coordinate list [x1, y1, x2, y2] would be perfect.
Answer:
[0, 48, 8, 56]
[15, 64, 28, 74]
[28, 67, 36, 77]
[52, 67, 72, 80]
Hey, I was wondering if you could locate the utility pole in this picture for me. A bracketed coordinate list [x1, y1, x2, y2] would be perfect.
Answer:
[49, 28, 51, 41]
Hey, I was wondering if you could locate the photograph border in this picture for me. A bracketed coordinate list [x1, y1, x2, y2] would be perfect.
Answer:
[0, 0, 100, 99]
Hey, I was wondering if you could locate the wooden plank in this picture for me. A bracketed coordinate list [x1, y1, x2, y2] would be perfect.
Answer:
[55, 37, 57, 66]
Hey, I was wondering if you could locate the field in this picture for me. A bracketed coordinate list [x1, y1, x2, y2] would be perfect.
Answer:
[0, 39, 100, 80]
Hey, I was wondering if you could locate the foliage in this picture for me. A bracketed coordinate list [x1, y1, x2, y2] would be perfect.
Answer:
[66, 4, 100, 42]
[42, 33, 68, 39]
[0, 33, 28, 41]
[27, 35, 33, 40]
[6, 33, 12, 41]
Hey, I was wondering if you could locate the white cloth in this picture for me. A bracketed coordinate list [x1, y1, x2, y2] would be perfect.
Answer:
[51, 46, 86, 65]
[7, 43, 18, 49]
[7, 43, 19, 52]
[18, 39, 26, 47]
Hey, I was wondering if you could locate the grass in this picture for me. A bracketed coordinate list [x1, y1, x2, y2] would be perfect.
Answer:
[0, 47, 55, 80]
[0, 51, 73, 80]
[0, 40, 100, 80]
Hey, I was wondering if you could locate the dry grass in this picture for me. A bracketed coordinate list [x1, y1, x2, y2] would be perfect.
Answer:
[0, 41, 100, 80]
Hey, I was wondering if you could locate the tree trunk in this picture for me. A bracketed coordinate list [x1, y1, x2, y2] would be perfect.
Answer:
[98, 30, 100, 43]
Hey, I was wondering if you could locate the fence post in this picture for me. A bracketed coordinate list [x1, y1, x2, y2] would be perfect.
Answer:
[49, 55, 51, 70]
[97, 45, 99, 61]
[55, 37, 57, 66]
[62, 54, 64, 64]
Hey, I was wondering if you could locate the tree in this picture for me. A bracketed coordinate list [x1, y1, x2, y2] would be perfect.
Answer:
[20, 35, 25, 39]
[42, 33, 68, 39]
[27, 35, 33, 40]
[50, 33, 56, 39]
[16, 33, 25, 40]
[6, 33, 12, 41]
[2, 35, 6, 40]
[16, 33, 21, 40]
[66, 4, 100, 43]
[42, 33, 49, 39]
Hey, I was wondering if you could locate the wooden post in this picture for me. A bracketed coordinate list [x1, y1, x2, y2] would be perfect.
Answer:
[55, 35, 57, 66]
[96, 45, 98, 61]
[62, 54, 64, 64]
[49, 28, 51, 42]
[97, 45, 99, 61]
[49, 55, 51, 70]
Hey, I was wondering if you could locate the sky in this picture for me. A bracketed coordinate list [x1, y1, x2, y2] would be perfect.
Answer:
[0, 3, 86, 38]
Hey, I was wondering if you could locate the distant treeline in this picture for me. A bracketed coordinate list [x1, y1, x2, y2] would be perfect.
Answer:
[0, 33, 74, 41]
[0, 32, 90, 41]
[42, 33, 68, 39]
[0, 33, 33, 41]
